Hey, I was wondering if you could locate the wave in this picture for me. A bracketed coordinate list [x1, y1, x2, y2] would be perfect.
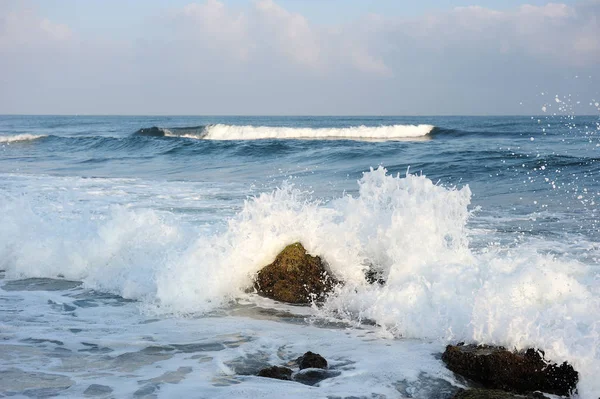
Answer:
[203, 124, 435, 140]
[134, 124, 435, 141]
[133, 126, 207, 139]
[0, 134, 47, 143]
[1, 167, 598, 395]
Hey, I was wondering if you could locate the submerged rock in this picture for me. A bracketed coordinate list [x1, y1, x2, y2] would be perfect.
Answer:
[254, 243, 339, 304]
[452, 388, 549, 398]
[255, 351, 335, 386]
[83, 384, 113, 397]
[442, 345, 578, 396]
[257, 366, 293, 381]
[297, 351, 328, 370]
[133, 126, 165, 137]
[293, 368, 340, 386]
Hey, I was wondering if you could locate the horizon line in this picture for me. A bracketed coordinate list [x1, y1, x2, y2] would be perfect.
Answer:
[1, 114, 597, 118]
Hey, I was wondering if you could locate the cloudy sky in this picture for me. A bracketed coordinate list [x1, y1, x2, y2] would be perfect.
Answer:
[1, 0, 599, 115]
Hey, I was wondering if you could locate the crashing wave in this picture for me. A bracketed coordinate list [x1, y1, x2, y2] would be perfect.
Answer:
[134, 124, 435, 141]
[203, 124, 434, 140]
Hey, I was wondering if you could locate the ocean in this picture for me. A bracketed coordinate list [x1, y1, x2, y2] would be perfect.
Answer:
[0, 114, 599, 398]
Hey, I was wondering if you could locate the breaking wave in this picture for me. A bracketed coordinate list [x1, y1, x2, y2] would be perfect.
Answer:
[133, 124, 436, 141]
[1, 167, 599, 395]
[0, 134, 47, 143]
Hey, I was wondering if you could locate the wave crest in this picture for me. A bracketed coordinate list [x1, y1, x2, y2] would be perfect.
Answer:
[203, 124, 435, 141]
[133, 124, 435, 141]
[0, 134, 47, 143]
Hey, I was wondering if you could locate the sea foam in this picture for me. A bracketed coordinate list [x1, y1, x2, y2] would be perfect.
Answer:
[1, 167, 599, 396]
[0, 134, 46, 143]
[202, 124, 435, 140]
[135, 123, 435, 141]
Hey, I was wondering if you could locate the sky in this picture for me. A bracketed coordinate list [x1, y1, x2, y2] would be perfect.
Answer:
[0, 0, 599, 115]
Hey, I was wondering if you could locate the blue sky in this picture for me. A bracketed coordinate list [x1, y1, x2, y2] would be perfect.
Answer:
[0, 0, 598, 115]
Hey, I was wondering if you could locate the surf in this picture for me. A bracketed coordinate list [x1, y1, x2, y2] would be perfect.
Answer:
[1, 167, 598, 395]
[133, 124, 435, 141]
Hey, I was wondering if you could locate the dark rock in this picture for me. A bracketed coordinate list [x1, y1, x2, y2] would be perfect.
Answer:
[134, 126, 166, 137]
[293, 368, 340, 386]
[257, 366, 293, 381]
[297, 351, 328, 370]
[452, 388, 549, 398]
[442, 344, 578, 396]
[254, 243, 339, 304]
[364, 266, 386, 285]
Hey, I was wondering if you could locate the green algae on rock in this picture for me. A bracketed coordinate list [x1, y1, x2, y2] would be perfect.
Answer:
[254, 243, 339, 304]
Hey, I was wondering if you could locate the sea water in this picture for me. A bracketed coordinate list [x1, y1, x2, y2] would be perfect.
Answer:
[1, 115, 599, 398]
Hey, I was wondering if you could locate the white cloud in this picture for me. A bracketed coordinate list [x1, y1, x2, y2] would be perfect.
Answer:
[167, 0, 386, 75]
[391, 2, 600, 65]
[172, 0, 251, 60]
[254, 0, 322, 69]
[0, 0, 598, 114]
[0, 7, 72, 49]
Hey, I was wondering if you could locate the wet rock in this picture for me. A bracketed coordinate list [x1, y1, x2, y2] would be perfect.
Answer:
[257, 366, 293, 381]
[254, 243, 339, 304]
[395, 373, 461, 399]
[297, 351, 328, 370]
[452, 388, 549, 398]
[442, 344, 578, 396]
[293, 368, 340, 386]
[364, 266, 386, 285]
[134, 126, 166, 137]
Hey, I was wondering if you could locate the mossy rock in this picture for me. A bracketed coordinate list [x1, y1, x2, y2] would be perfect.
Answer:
[254, 243, 339, 304]
[442, 344, 577, 396]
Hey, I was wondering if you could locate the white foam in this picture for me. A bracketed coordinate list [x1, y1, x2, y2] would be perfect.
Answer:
[201, 124, 435, 141]
[1, 168, 599, 396]
[0, 134, 46, 143]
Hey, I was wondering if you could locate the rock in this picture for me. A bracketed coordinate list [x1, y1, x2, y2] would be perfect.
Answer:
[254, 243, 339, 304]
[293, 368, 340, 386]
[134, 126, 166, 137]
[297, 351, 328, 370]
[452, 388, 549, 398]
[257, 366, 293, 381]
[364, 266, 386, 285]
[442, 344, 578, 396]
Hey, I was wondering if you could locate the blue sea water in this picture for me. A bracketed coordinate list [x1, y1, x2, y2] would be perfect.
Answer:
[0, 115, 599, 398]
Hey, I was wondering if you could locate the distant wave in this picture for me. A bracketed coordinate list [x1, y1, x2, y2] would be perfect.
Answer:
[134, 124, 435, 141]
[0, 134, 47, 143]
[134, 126, 207, 139]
